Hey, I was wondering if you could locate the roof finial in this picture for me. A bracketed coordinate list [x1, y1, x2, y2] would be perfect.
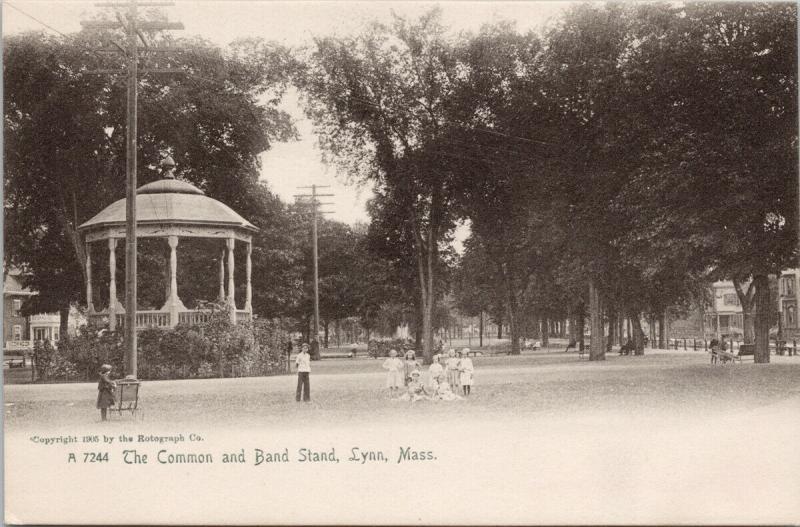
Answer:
[161, 155, 176, 179]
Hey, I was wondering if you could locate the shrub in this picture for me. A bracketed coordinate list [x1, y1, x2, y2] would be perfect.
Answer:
[52, 307, 289, 381]
[368, 338, 416, 358]
[32, 340, 56, 380]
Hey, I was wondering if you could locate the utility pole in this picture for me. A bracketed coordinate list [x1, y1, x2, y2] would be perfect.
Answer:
[83, 0, 183, 377]
[295, 185, 334, 352]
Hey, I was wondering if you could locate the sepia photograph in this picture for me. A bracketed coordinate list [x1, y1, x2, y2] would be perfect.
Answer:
[3, 0, 799, 524]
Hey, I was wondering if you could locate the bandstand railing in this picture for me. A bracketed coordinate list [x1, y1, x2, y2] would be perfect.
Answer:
[89, 309, 251, 330]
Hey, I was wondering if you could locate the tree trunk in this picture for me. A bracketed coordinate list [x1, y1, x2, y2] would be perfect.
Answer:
[753, 274, 771, 363]
[607, 311, 616, 353]
[59, 306, 70, 340]
[541, 317, 549, 348]
[577, 303, 585, 352]
[589, 280, 605, 361]
[323, 320, 329, 348]
[479, 311, 484, 347]
[658, 312, 666, 349]
[630, 312, 646, 355]
[733, 278, 756, 343]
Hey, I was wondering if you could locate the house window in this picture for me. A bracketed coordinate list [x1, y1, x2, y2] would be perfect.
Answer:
[784, 277, 795, 296]
[52, 328, 59, 341]
[12, 325, 22, 341]
[723, 294, 740, 306]
[12, 299, 22, 317]
[33, 328, 47, 341]
[787, 306, 796, 329]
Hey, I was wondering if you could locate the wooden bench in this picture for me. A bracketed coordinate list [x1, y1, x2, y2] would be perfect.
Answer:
[618, 342, 635, 356]
[4, 354, 27, 368]
[112, 379, 141, 419]
[711, 349, 740, 364]
[319, 351, 356, 359]
[736, 344, 755, 361]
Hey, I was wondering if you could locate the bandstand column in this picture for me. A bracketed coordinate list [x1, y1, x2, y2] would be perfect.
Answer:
[168, 235, 180, 327]
[227, 237, 236, 323]
[245, 241, 252, 313]
[85, 241, 94, 313]
[108, 238, 118, 331]
[218, 250, 225, 302]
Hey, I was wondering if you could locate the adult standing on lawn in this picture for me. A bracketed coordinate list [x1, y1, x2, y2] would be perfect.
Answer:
[295, 343, 311, 402]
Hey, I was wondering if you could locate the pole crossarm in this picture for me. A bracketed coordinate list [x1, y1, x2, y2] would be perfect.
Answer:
[81, 21, 123, 29]
[95, 1, 175, 6]
[138, 21, 185, 30]
[140, 69, 185, 74]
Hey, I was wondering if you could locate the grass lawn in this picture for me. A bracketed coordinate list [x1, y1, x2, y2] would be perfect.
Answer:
[5, 348, 799, 429]
[5, 349, 799, 525]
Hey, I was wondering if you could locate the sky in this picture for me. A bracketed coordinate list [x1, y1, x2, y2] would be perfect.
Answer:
[3, 0, 572, 241]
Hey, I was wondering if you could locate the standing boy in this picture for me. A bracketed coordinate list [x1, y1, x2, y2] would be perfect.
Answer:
[295, 343, 311, 402]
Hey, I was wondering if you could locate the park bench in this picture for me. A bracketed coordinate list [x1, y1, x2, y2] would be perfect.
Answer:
[618, 341, 635, 356]
[111, 378, 141, 419]
[736, 344, 755, 361]
[3, 353, 27, 368]
[710, 348, 740, 364]
[319, 350, 356, 359]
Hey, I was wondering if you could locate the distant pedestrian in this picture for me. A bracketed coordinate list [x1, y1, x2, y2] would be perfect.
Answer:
[458, 348, 474, 396]
[382, 349, 403, 395]
[710, 338, 720, 364]
[96, 364, 116, 421]
[295, 343, 311, 402]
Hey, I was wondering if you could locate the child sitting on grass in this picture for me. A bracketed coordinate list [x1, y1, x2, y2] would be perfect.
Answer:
[396, 370, 429, 403]
[433, 374, 462, 401]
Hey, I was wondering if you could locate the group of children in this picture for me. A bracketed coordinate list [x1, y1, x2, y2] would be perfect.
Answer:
[382, 348, 475, 402]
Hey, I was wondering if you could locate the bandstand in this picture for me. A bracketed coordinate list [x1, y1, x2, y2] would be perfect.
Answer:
[78, 165, 258, 330]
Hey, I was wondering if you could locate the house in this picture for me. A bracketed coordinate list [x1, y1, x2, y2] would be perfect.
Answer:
[704, 280, 745, 339]
[3, 269, 61, 357]
[776, 268, 800, 339]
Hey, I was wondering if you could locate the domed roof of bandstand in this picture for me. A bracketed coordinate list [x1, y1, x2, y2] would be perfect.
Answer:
[79, 177, 257, 233]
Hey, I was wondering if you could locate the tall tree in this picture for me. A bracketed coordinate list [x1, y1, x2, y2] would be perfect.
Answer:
[298, 10, 459, 362]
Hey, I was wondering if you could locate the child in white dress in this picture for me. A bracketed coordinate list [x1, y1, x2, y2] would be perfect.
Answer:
[382, 349, 403, 395]
[428, 354, 445, 392]
[458, 348, 474, 396]
[445, 349, 460, 392]
[403, 350, 420, 385]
